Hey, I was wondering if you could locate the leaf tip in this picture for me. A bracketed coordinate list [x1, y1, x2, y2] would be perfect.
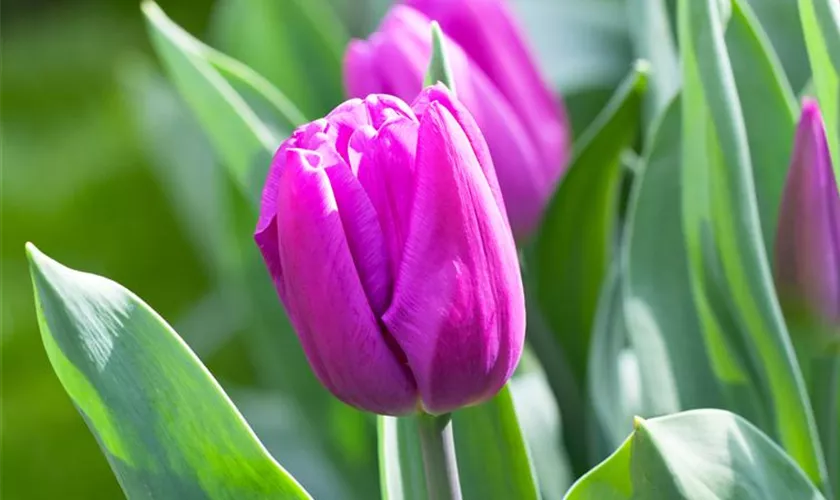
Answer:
[633, 415, 646, 431]
[25, 242, 50, 273]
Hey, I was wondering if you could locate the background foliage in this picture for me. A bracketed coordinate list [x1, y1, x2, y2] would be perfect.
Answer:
[0, 0, 827, 498]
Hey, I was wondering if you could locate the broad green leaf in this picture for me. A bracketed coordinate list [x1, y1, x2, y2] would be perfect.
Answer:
[588, 267, 643, 452]
[423, 22, 456, 93]
[623, 98, 722, 416]
[563, 436, 632, 500]
[143, 1, 304, 204]
[144, 7, 379, 493]
[453, 385, 540, 500]
[679, 0, 828, 490]
[533, 64, 647, 386]
[211, 0, 347, 119]
[745, 0, 811, 93]
[565, 410, 825, 500]
[632, 410, 825, 499]
[510, 367, 572, 499]
[26, 243, 311, 500]
[800, 0, 840, 170]
[626, 0, 680, 132]
[378, 386, 538, 500]
[378, 415, 428, 500]
[726, 0, 798, 258]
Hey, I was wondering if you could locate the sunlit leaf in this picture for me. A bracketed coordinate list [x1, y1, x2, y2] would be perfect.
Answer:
[533, 64, 647, 387]
[143, 1, 304, 203]
[27, 243, 311, 499]
[566, 410, 825, 499]
[678, 0, 828, 489]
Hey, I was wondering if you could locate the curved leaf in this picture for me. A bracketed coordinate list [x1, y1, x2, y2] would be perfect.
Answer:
[727, 0, 798, 256]
[799, 0, 840, 169]
[378, 415, 428, 500]
[453, 385, 540, 500]
[623, 98, 722, 416]
[143, 1, 305, 204]
[26, 243, 311, 500]
[534, 63, 647, 386]
[565, 410, 825, 500]
[210, 0, 347, 119]
[678, 0, 828, 489]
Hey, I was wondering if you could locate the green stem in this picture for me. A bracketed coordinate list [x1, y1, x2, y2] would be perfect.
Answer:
[416, 413, 462, 500]
[811, 356, 839, 500]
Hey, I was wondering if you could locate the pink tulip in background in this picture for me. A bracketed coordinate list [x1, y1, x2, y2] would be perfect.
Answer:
[344, 0, 569, 239]
[775, 99, 840, 340]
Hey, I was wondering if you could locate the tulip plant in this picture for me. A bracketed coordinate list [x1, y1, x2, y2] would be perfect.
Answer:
[25, 0, 840, 499]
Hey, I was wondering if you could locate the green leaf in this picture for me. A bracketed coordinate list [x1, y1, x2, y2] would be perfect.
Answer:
[210, 0, 347, 119]
[563, 436, 632, 500]
[26, 243, 311, 500]
[565, 410, 825, 500]
[632, 410, 825, 499]
[378, 415, 428, 500]
[510, 367, 573, 499]
[142, 1, 305, 204]
[623, 98, 723, 417]
[378, 386, 538, 500]
[800, 0, 840, 170]
[588, 266, 642, 452]
[726, 0, 798, 258]
[453, 385, 540, 500]
[423, 22, 456, 93]
[626, 0, 680, 132]
[678, 0, 828, 490]
[745, 0, 811, 92]
[533, 63, 647, 386]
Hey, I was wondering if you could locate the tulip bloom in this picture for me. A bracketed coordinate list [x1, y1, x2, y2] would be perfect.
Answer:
[254, 86, 525, 415]
[344, 1, 569, 238]
[774, 99, 840, 339]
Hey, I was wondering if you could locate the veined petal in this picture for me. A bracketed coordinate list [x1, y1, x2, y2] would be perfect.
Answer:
[276, 148, 417, 414]
[383, 102, 525, 414]
[355, 117, 420, 282]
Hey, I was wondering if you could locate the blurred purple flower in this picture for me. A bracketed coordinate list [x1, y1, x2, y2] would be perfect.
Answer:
[254, 86, 525, 415]
[774, 99, 840, 335]
[344, 1, 569, 239]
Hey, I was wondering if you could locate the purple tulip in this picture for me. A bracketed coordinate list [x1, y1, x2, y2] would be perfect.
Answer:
[343, 1, 569, 239]
[254, 85, 525, 415]
[774, 99, 840, 333]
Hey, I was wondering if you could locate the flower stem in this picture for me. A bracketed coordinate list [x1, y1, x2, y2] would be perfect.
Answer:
[416, 413, 462, 500]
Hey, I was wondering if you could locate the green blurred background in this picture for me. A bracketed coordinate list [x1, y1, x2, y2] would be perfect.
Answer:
[1, 0, 809, 498]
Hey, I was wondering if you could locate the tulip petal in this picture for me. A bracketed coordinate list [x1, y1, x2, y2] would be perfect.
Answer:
[373, 8, 429, 100]
[255, 142, 294, 301]
[276, 148, 417, 415]
[355, 116, 421, 282]
[383, 102, 525, 414]
[413, 84, 517, 230]
[327, 94, 417, 164]
[314, 139, 393, 317]
[775, 100, 840, 323]
[343, 40, 384, 100]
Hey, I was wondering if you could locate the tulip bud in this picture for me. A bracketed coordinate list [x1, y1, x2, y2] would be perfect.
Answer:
[254, 86, 526, 415]
[343, 1, 569, 239]
[774, 99, 840, 348]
